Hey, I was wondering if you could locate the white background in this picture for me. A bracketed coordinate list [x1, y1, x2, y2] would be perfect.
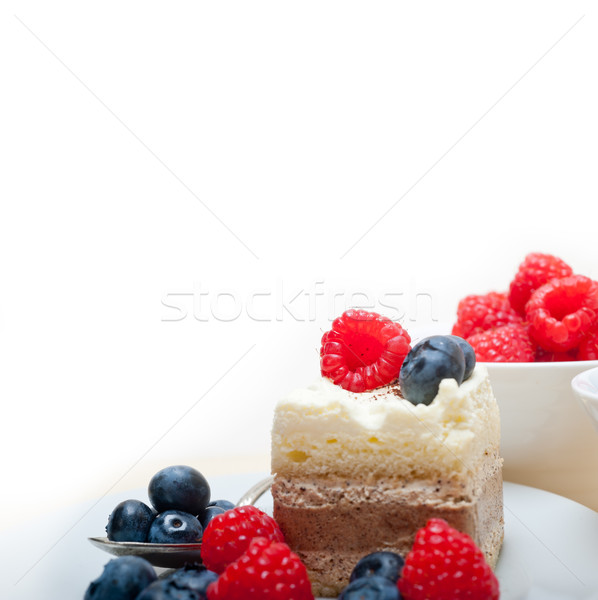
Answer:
[1, 0, 597, 555]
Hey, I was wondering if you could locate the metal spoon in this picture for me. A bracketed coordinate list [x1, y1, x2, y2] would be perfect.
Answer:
[88, 475, 274, 568]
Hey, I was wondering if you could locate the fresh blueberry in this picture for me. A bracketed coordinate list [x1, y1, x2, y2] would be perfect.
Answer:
[349, 551, 404, 584]
[106, 499, 155, 542]
[147, 510, 203, 544]
[399, 335, 466, 405]
[448, 335, 476, 380]
[339, 575, 400, 599]
[84, 556, 157, 600]
[148, 465, 211, 515]
[135, 580, 199, 600]
[165, 563, 218, 598]
[198, 505, 226, 530]
[207, 498, 235, 511]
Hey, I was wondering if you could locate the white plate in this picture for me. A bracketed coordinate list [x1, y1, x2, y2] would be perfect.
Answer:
[494, 483, 598, 599]
[2, 474, 598, 600]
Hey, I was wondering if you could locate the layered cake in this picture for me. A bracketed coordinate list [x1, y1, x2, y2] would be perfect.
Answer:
[271, 310, 504, 597]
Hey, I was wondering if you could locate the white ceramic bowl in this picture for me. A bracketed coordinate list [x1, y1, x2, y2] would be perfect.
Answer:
[572, 366, 598, 433]
[484, 360, 598, 511]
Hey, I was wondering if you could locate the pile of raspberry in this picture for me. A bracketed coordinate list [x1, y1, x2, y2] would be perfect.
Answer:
[452, 253, 598, 362]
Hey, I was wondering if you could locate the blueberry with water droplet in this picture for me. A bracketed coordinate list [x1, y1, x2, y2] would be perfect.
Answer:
[147, 510, 202, 544]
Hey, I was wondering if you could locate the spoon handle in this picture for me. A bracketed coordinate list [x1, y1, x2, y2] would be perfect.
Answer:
[236, 475, 274, 506]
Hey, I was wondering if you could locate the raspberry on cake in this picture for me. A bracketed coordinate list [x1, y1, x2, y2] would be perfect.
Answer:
[271, 316, 504, 597]
[320, 309, 411, 392]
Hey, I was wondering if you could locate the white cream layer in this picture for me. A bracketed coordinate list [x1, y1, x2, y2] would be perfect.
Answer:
[271, 365, 500, 481]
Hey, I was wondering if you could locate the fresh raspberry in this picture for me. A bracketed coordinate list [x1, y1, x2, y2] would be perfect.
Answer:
[508, 252, 573, 315]
[467, 324, 535, 362]
[535, 347, 578, 362]
[452, 291, 523, 339]
[398, 518, 499, 600]
[200, 506, 284, 574]
[579, 325, 598, 361]
[320, 309, 411, 392]
[526, 275, 598, 353]
[206, 537, 313, 600]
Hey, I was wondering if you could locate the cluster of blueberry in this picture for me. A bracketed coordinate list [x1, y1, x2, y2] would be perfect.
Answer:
[106, 465, 234, 545]
[84, 557, 217, 600]
[338, 551, 404, 600]
[399, 335, 476, 405]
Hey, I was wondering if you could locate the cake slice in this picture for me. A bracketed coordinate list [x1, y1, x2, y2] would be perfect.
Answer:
[270, 312, 504, 597]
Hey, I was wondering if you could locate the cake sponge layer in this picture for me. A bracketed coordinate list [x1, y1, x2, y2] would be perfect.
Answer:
[272, 365, 499, 481]
[272, 460, 504, 597]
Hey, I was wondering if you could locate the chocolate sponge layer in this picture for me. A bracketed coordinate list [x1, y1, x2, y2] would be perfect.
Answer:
[272, 456, 504, 598]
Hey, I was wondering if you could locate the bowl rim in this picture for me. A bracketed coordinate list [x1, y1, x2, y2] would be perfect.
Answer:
[571, 366, 598, 400]
[480, 359, 598, 371]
